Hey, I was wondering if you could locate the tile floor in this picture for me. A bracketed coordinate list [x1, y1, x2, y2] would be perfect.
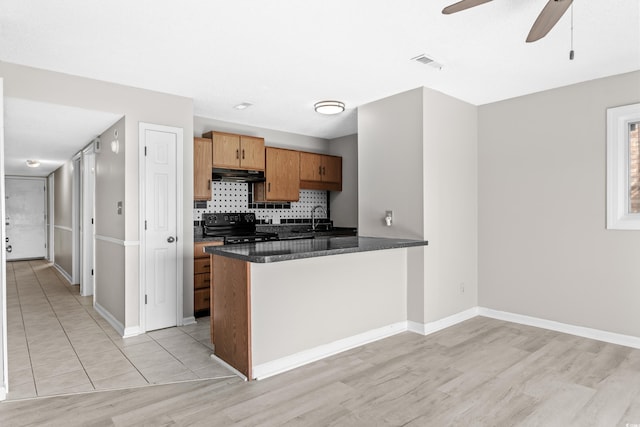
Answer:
[6, 259, 235, 400]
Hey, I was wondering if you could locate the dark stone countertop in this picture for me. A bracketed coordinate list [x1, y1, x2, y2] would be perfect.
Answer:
[204, 236, 428, 263]
[193, 225, 357, 243]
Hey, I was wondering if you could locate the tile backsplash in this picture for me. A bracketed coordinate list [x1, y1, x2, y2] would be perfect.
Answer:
[193, 182, 327, 224]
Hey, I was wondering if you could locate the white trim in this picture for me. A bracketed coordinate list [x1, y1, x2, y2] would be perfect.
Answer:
[94, 302, 125, 337]
[47, 174, 55, 262]
[478, 307, 640, 350]
[54, 225, 73, 232]
[606, 102, 640, 230]
[407, 307, 479, 335]
[0, 386, 5, 401]
[210, 354, 248, 381]
[182, 316, 197, 326]
[95, 235, 140, 246]
[71, 155, 81, 284]
[53, 263, 73, 284]
[252, 321, 408, 380]
[123, 326, 143, 338]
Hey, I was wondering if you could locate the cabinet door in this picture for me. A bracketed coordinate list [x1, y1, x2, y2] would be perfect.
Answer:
[322, 155, 342, 184]
[212, 132, 241, 169]
[299, 152, 323, 182]
[265, 147, 300, 201]
[239, 136, 265, 170]
[193, 137, 212, 200]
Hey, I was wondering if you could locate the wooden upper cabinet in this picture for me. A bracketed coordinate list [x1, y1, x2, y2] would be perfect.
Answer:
[254, 147, 300, 202]
[299, 152, 342, 191]
[194, 137, 212, 200]
[239, 136, 266, 170]
[204, 131, 265, 171]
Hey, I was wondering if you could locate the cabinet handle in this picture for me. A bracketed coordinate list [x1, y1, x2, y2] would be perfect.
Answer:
[242, 149, 245, 159]
[236, 149, 239, 159]
[207, 180, 211, 190]
[268, 182, 271, 192]
[319, 166, 322, 175]
[322, 166, 326, 175]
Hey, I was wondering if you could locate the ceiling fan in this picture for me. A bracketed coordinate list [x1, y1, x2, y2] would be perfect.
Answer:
[442, 0, 573, 43]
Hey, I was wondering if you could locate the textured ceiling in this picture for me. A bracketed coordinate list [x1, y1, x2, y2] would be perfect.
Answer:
[1, 0, 639, 145]
[3, 98, 121, 176]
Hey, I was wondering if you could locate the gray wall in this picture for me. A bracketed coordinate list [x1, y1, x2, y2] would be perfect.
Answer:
[53, 160, 73, 278]
[0, 61, 194, 330]
[95, 117, 126, 324]
[328, 134, 358, 228]
[358, 87, 478, 325]
[478, 71, 640, 337]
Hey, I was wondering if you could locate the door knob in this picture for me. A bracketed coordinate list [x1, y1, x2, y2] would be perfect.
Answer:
[167, 236, 175, 243]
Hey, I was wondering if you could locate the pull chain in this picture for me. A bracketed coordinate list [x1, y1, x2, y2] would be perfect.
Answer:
[569, 3, 575, 60]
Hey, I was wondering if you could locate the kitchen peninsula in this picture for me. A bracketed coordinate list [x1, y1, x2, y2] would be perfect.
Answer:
[205, 236, 428, 380]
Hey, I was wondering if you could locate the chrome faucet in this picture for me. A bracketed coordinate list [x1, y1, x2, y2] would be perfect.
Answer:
[311, 205, 327, 231]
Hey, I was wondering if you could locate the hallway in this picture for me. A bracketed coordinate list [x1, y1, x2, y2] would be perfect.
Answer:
[6, 260, 234, 399]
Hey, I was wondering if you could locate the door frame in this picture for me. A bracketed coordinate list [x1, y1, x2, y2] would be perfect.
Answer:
[72, 153, 81, 284]
[138, 122, 184, 332]
[1, 78, 8, 400]
[47, 174, 55, 262]
[80, 145, 96, 297]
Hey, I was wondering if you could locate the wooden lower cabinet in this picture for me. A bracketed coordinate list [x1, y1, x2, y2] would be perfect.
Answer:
[194, 241, 222, 317]
[211, 255, 252, 379]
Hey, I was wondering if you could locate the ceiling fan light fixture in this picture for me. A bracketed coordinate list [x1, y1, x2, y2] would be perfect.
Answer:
[314, 101, 345, 115]
[26, 160, 41, 168]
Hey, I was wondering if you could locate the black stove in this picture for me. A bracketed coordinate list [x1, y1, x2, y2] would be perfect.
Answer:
[202, 212, 278, 244]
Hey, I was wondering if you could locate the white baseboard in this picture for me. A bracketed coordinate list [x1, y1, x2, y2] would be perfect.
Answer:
[182, 316, 197, 326]
[408, 307, 479, 336]
[123, 326, 142, 338]
[0, 386, 6, 401]
[94, 302, 125, 337]
[53, 263, 73, 284]
[252, 321, 408, 380]
[478, 307, 640, 350]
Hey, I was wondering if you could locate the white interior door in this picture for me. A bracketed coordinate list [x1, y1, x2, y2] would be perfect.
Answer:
[141, 123, 182, 331]
[80, 149, 95, 296]
[5, 177, 46, 261]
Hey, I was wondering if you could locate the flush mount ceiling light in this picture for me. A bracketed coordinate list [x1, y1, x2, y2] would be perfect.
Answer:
[314, 101, 345, 115]
[26, 160, 40, 168]
[234, 102, 253, 110]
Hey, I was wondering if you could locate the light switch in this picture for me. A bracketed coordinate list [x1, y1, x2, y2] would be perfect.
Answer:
[117, 201, 123, 215]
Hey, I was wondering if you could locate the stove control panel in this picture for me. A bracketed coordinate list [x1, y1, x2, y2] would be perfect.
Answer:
[203, 212, 256, 226]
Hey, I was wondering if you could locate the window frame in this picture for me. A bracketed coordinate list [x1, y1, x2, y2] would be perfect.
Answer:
[606, 102, 640, 230]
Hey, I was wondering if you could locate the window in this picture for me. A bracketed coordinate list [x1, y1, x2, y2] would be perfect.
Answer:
[607, 103, 640, 229]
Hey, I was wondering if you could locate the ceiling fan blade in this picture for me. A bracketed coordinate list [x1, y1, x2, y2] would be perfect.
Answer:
[442, 0, 493, 15]
[526, 0, 573, 42]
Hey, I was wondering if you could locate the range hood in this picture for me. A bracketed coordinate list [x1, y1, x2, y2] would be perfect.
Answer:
[212, 168, 266, 183]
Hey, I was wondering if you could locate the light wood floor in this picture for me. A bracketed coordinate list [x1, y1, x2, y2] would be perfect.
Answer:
[2, 315, 640, 425]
